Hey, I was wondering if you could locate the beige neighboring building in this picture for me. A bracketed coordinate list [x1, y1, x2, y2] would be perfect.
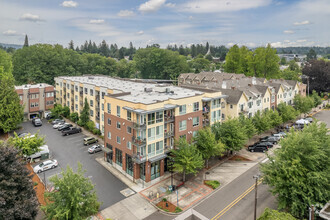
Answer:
[15, 84, 55, 120]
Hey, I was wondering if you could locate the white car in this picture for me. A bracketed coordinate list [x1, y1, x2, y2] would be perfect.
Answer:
[88, 144, 103, 154]
[53, 122, 65, 129]
[33, 159, 58, 173]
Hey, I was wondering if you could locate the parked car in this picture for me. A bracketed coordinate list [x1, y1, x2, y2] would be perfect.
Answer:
[88, 144, 103, 153]
[33, 159, 58, 173]
[26, 145, 49, 160]
[273, 132, 286, 138]
[58, 123, 73, 131]
[17, 132, 29, 138]
[260, 136, 280, 144]
[248, 144, 269, 153]
[32, 118, 42, 127]
[84, 137, 98, 145]
[304, 117, 313, 123]
[260, 141, 274, 148]
[53, 122, 65, 129]
[46, 113, 55, 120]
[62, 127, 82, 136]
[51, 119, 65, 125]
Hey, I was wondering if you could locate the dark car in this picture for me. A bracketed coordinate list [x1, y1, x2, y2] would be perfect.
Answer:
[58, 123, 73, 131]
[62, 127, 82, 136]
[260, 136, 279, 145]
[51, 119, 65, 125]
[32, 118, 42, 127]
[248, 144, 269, 153]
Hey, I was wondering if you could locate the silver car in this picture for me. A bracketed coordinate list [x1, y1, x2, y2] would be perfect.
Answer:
[33, 159, 58, 173]
[88, 144, 103, 154]
[53, 122, 65, 129]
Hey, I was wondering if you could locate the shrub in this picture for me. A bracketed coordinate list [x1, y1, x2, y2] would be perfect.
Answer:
[85, 121, 95, 131]
[92, 128, 101, 135]
[34, 181, 38, 186]
[77, 120, 84, 127]
[163, 209, 169, 212]
[162, 198, 167, 202]
[175, 207, 182, 213]
[205, 180, 220, 189]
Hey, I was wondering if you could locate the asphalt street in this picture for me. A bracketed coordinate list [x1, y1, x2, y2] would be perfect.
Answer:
[16, 119, 127, 210]
[313, 110, 330, 128]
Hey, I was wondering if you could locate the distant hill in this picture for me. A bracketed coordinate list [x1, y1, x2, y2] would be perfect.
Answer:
[0, 43, 22, 49]
[275, 47, 330, 55]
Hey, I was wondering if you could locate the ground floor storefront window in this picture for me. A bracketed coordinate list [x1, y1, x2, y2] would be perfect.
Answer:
[115, 148, 122, 167]
[140, 163, 145, 181]
[150, 161, 160, 180]
[106, 144, 113, 164]
[126, 154, 133, 176]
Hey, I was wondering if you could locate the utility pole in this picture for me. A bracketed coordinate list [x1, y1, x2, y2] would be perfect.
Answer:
[253, 175, 260, 220]
[311, 205, 314, 220]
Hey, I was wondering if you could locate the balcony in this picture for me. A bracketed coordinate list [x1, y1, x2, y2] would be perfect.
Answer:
[164, 115, 174, 123]
[63, 87, 66, 92]
[80, 91, 83, 96]
[133, 122, 146, 130]
[164, 131, 174, 138]
[164, 145, 173, 153]
[203, 119, 210, 126]
[96, 116, 100, 121]
[71, 89, 74, 94]
[95, 106, 100, 111]
[132, 153, 147, 164]
[80, 101, 83, 106]
[202, 106, 210, 114]
[63, 95, 66, 99]
[96, 96, 100, 101]
[132, 136, 146, 146]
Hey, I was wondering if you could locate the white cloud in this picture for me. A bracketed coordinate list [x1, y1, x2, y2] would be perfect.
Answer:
[165, 3, 176, 8]
[188, 16, 193, 20]
[283, 30, 294, 34]
[297, 39, 307, 43]
[270, 42, 283, 47]
[137, 31, 144, 35]
[155, 23, 192, 33]
[117, 10, 135, 17]
[180, 0, 271, 13]
[293, 20, 310, 25]
[3, 30, 20, 36]
[284, 40, 290, 43]
[20, 13, 42, 22]
[139, 0, 166, 13]
[227, 42, 235, 47]
[89, 19, 105, 24]
[61, 1, 78, 8]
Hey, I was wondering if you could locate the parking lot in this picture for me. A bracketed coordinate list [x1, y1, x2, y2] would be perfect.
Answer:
[16, 119, 127, 210]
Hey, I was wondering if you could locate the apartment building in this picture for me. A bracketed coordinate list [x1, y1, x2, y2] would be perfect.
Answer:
[55, 75, 226, 184]
[15, 84, 55, 119]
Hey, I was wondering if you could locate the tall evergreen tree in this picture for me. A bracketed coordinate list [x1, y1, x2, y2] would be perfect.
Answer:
[68, 40, 74, 50]
[79, 97, 90, 126]
[0, 142, 38, 219]
[224, 44, 241, 73]
[23, 35, 29, 47]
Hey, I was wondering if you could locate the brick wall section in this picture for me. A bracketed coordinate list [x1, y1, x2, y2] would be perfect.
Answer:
[174, 110, 203, 143]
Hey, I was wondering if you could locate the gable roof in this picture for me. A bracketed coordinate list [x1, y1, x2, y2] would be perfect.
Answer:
[219, 88, 245, 104]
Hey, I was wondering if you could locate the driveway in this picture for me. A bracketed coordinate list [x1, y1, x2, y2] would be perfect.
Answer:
[16, 119, 127, 210]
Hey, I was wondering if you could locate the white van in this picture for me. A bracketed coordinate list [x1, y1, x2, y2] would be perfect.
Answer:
[26, 145, 49, 160]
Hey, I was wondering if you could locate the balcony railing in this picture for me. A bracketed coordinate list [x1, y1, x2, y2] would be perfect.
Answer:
[133, 122, 146, 130]
[164, 131, 174, 138]
[203, 119, 210, 126]
[132, 136, 146, 146]
[63, 87, 66, 92]
[132, 153, 147, 164]
[164, 145, 173, 153]
[63, 95, 66, 99]
[164, 115, 174, 123]
[80, 101, 83, 106]
[202, 106, 210, 113]
[71, 89, 74, 94]
[96, 96, 100, 101]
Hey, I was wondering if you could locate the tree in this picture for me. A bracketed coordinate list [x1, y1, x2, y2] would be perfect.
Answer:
[252, 111, 271, 134]
[23, 35, 29, 47]
[189, 58, 210, 73]
[239, 115, 257, 138]
[306, 48, 317, 61]
[280, 57, 287, 65]
[277, 103, 298, 122]
[70, 112, 79, 123]
[262, 44, 280, 78]
[171, 138, 204, 182]
[302, 59, 330, 93]
[68, 40, 74, 50]
[293, 95, 314, 116]
[268, 110, 283, 128]
[43, 163, 100, 219]
[116, 59, 136, 78]
[257, 208, 296, 220]
[62, 106, 70, 118]
[224, 45, 240, 73]
[0, 51, 24, 133]
[212, 118, 247, 152]
[51, 104, 64, 119]
[311, 90, 322, 107]
[9, 131, 45, 157]
[261, 123, 330, 218]
[79, 97, 90, 126]
[194, 127, 225, 168]
[0, 142, 38, 219]
[239, 46, 250, 74]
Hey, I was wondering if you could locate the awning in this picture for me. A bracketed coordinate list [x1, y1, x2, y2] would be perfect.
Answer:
[123, 104, 178, 115]
[202, 95, 228, 102]
[148, 154, 167, 163]
[102, 147, 113, 153]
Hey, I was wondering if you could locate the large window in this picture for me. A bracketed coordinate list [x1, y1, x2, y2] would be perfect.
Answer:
[116, 122, 121, 129]
[148, 127, 155, 141]
[107, 131, 111, 139]
[212, 99, 221, 109]
[148, 113, 155, 125]
[156, 112, 163, 123]
[107, 118, 111, 125]
[156, 141, 163, 154]
[117, 106, 121, 117]
[84, 88, 88, 94]
[90, 100, 93, 107]
[107, 103, 111, 114]
[127, 126, 132, 134]
[127, 141, 132, 150]
[90, 89, 93, 96]
[126, 154, 133, 176]
[193, 117, 199, 127]
[148, 143, 155, 157]
[179, 105, 186, 115]
[179, 120, 187, 131]
[127, 111, 131, 121]
[75, 95, 78, 101]
[193, 102, 199, 112]
[156, 125, 163, 139]
[115, 149, 122, 166]
[90, 110, 94, 117]
[211, 110, 221, 122]
[150, 161, 160, 180]
[116, 136, 121, 144]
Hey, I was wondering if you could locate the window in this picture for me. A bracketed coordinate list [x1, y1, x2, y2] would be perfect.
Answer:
[75, 104, 78, 110]
[156, 125, 163, 139]
[150, 161, 160, 180]
[46, 101, 54, 105]
[179, 120, 187, 131]
[102, 103, 104, 111]
[107, 103, 111, 114]
[267, 97, 269, 102]
[67, 84, 69, 89]
[90, 110, 94, 117]
[257, 100, 261, 106]
[179, 105, 186, 115]
[212, 99, 221, 109]
[117, 106, 120, 117]
[30, 102, 35, 107]
[248, 102, 253, 108]
[280, 94, 282, 98]
[147, 113, 155, 125]
[193, 117, 199, 127]
[284, 93, 287, 98]
[115, 149, 122, 166]
[67, 101, 70, 106]
[19, 95, 23, 101]
[90, 89, 93, 96]
[75, 95, 78, 101]
[127, 126, 132, 134]
[127, 141, 132, 150]
[156, 112, 163, 123]
[107, 131, 111, 139]
[211, 111, 216, 122]
[60, 82, 62, 87]
[116, 136, 121, 144]
[84, 88, 88, 94]
[90, 100, 93, 107]
[67, 93, 70, 98]
[148, 143, 155, 157]
[75, 86, 78, 92]
[264, 98, 266, 103]
[148, 127, 155, 141]
[46, 92, 54, 97]
[107, 118, 111, 125]
[102, 114, 104, 121]
[222, 113, 225, 120]
[127, 111, 131, 121]
[30, 94, 39, 99]
[102, 92, 105, 99]
[230, 104, 233, 109]
[156, 141, 163, 153]
[193, 131, 198, 137]
[193, 102, 199, 112]
[116, 122, 121, 129]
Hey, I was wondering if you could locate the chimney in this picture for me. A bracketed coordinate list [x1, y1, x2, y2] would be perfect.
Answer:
[222, 81, 227, 89]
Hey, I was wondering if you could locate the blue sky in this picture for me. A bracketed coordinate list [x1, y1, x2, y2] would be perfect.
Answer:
[0, 0, 329, 48]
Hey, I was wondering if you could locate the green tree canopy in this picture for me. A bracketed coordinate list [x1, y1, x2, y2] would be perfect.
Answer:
[171, 138, 204, 182]
[189, 58, 211, 73]
[268, 110, 283, 128]
[277, 103, 298, 122]
[293, 94, 314, 116]
[261, 123, 330, 218]
[194, 127, 226, 168]
[9, 131, 45, 156]
[0, 142, 38, 219]
[238, 115, 257, 139]
[311, 90, 322, 107]
[70, 112, 79, 123]
[257, 208, 296, 220]
[252, 111, 272, 134]
[224, 44, 241, 73]
[79, 97, 90, 126]
[43, 163, 100, 219]
[212, 118, 247, 152]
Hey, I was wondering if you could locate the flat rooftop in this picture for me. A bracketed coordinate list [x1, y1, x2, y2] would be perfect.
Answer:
[56, 76, 205, 104]
[15, 83, 53, 90]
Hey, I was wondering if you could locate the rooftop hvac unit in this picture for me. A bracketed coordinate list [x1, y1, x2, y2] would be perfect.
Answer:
[165, 88, 171, 93]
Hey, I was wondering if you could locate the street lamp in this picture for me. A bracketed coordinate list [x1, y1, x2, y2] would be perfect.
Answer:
[253, 175, 260, 220]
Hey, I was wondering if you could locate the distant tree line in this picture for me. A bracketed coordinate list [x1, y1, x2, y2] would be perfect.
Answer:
[276, 46, 330, 55]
